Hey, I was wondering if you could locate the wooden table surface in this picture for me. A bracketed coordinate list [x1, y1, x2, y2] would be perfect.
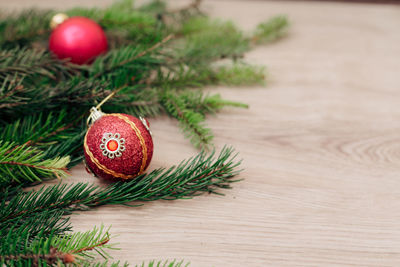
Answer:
[3, 0, 400, 266]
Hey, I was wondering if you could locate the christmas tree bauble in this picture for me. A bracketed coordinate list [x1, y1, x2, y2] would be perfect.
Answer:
[84, 108, 153, 180]
[49, 16, 108, 64]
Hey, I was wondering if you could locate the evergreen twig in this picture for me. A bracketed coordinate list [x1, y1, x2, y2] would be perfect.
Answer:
[0, 47, 75, 81]
[0, 141, 70, 185]
[252, 15, 289, 44]
[0, 147, 241, 224]
[92, 34, 174, 79]
[162, 90, 213, 149]
[0, 225, 114, 266]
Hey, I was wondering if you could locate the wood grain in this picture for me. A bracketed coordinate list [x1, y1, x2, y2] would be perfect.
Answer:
[3, 0, 400, 266]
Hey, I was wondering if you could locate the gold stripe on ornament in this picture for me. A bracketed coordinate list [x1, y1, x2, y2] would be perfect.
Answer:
[109, 114, 148, 174]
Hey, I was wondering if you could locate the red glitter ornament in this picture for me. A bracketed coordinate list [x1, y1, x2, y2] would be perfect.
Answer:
[49, 17, 108, 64]
[84, 108, 153, 181]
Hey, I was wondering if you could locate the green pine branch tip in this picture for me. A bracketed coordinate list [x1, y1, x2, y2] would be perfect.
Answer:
[0, 224, 114, 265]
[0, 141, 70, 185]
[216, 64, 266, 86]
[253, 15, 289, 44]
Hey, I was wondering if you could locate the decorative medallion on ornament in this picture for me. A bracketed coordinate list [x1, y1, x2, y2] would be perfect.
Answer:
[100, 133, 126, 159]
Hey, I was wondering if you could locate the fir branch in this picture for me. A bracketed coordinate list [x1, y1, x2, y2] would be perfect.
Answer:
[182, 91, 248, 115]
[0, 47, 75, 81]
[0, 147, 241, 223]
[104, 86, 163, 118]
[159, 0, 204, 28]
[112, 34, 173, 71]
[177, 17, 248, 64]
[65, 7, 103, 22]
[54, 225, 114, 257]
[0, 247, 71, 266]
[0, 230, 69, 266]
[0, 75, 26, 112]
[67, 1, 166, 46]
[0, 225, 114, 266]
[0, 141, 70, 184]
[100, 1, 158, 30]
[0, 210, 71, 242]
[152, 64, 214, 89]
[153, 63, 265, 90]
[138, 0, 167, 14]
[252, 15, 289, 44]
[0, 108, 77, 145]
[0, 9, 53, 48]
[41, 129, 86, 167]
[0, 109, 86, 166]
[214, 64, 266, 86]
[162, 90, 212, 149]
[90, 34, 173, 80]
[0, 77, 109, 119]
[0, 184, 23, 201]
[0, 148, 238, 265]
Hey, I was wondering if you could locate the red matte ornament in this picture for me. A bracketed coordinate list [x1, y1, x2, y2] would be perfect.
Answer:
[83, 108, 153, 181]
[49, 17, 108, 64]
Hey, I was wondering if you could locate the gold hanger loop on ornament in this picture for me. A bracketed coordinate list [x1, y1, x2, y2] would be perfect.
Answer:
[87, 89, 120, 126]
[87, 87, 151, 133]
[87, 107, 104, 126]
[96, 90, 119, 110]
